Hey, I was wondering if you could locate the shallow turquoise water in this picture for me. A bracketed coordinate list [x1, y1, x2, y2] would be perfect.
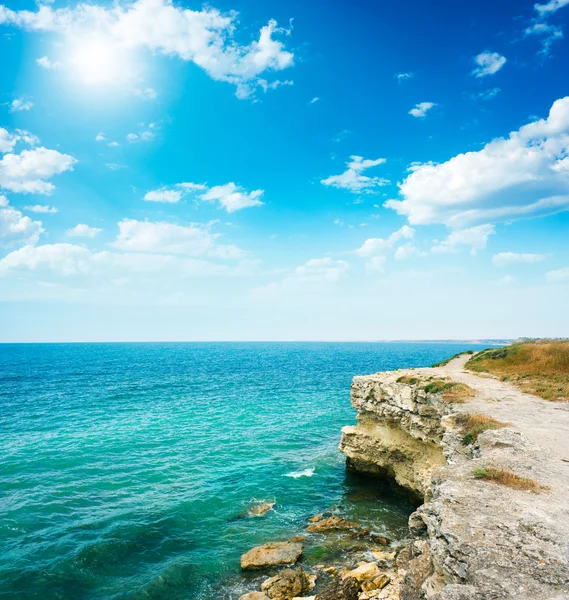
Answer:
[0, 342, 485, 599]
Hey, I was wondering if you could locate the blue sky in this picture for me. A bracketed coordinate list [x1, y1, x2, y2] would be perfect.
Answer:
[0, 0, 568, 341]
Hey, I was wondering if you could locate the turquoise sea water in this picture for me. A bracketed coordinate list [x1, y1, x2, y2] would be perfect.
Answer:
[0, 342, 486, 599]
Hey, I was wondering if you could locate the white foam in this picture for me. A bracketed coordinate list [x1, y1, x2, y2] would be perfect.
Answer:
[285, 467, 315, 479]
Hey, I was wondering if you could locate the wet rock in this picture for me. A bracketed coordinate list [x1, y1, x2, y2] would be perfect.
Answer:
[239, 593, 269, 600]
[368, 533, 391, 546]
[342, 562, 381, 582]
[241, 542, 304, 570]
[309, 514, 323, 523]
[289, 536, 305, 543]
[315, 576, 360, 600]
[371, 549, 397, 562]
[248, 501, 275, 517]
[260, 568, 315, 600]
[306, 516, 359, 533]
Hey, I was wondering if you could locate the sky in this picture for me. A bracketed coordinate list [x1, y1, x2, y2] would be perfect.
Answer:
[0, 0, 568, 342]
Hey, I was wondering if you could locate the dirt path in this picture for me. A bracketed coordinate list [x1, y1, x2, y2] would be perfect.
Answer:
[436, 353, 569, 468]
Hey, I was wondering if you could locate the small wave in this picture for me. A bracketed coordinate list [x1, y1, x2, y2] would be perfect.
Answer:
[284, 468, 315, 479]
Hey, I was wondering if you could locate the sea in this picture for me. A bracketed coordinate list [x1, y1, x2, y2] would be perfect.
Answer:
[0, 342, 488, 599]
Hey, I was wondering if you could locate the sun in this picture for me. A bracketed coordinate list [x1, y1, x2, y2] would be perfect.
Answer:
[69, 36, 132, 86]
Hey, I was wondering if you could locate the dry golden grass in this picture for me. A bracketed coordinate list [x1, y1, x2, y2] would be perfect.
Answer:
[473, 466, 547, 492]
[454, 413, 509, 445]
[466, 340, 569, 401]
[423, 378, 475, 403]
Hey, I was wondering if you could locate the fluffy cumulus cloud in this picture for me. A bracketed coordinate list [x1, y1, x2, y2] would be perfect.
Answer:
[67, 224, 102, 238]
[492, 252, 547, 266]
[355, 225, 415, 272]
[385, 96, 569, 228]
[112, 218, 245, 259]
[0, 128, 76, 194]
[471, 51, 507, 77]
[0, 0, 294, 99]
[36, 55, 61, 69]
[0, 195, 44, 247]
[0, 242, 228, 279]
[409, 102, 435, 118]
[321, 155, 388, 194]
[144, 181, 263, 212]
[431, 224, 495, 255]
[534, 0, 569, 15]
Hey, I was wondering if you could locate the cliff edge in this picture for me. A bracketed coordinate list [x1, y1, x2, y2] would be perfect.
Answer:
[340, 353, 569, 600]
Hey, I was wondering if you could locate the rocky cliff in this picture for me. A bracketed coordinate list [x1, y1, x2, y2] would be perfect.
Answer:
[339, 355, 569, 600]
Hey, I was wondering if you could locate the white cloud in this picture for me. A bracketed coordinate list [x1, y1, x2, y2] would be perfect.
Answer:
[144, 181, 263, 212]
[144, 188, 183, 203]
[0, 0, 294, 99]
[201, 183, 264, 212]
[67, 223, 102, 237]
[471, 88, 500, 101]
[492, 252, 547, 266]
[524, 22, 563, 55]
[112, 218, 245, 259]
[10, 98, 33, 112]
[545, 266, 569, 281]
[0, 195, 44, 247]
[309, 96, 319, 104]
[494, 275, 516, 286]
[534, 0, 569, 15]
[0, 128, 19, 153]
[394, 243, 418, 260]
[366, 255, 386, 273]
[409, 102, 435, 118]
[355, 225, 415, 258]
[0, 146, 77, 194]
[385, 96, 569, 227]
[24, 204, 58, 213]
[395, 72, 413, 81]
[106, 162, 124, 170]
[134, 87, 157, 100]
[432, 224, 495, 254]
[108, 141, 120, 147]
[95, 132, 106, 141]
[471, 51, 506, 77]
[36, 55, 61, 69]
[321, 155, 388, 193]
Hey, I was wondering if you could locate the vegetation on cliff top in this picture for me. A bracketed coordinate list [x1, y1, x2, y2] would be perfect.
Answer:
[473, 466, 548, 492]
[431, 350, 474, 368]
[454, 413, 509, 445]
[466, 340, 569, 401]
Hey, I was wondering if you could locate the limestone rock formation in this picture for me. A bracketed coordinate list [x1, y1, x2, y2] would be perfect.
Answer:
[241, 542, 304, 570]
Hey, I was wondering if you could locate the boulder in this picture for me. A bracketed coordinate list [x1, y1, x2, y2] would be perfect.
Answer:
[261, 568, 315, 599]
[306, 516, 359, 533]
[361, 573, 390, 592]
[241, 542, 304, 570]
[315, 576, 360, 600]
[239, 593, 269, 600]
[342, 562, 381, 582]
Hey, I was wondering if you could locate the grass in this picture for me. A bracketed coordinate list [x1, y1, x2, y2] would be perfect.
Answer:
[431, 350, 474, 368]
[473, 466, 547, 492]
[396, 375, 420, 384]
[454, 413, 509, 445]
[466, 340, 569, 401]
[424, 378, 475, 403]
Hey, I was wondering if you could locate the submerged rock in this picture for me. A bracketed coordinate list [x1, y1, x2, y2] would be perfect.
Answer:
[241, 542, 304, 570]
[248, 501, 275, 517]
[261, 568, 315, 600]
[306, 516, 359, 533]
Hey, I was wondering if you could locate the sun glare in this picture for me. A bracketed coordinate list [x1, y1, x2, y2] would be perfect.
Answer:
[70, 36, 131, 86]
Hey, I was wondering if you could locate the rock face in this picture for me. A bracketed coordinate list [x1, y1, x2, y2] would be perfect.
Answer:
[261, 568, 314, 599]
[241, 542, 304, 570]
[339, 360, 569, 600]
[339, 373, 449, 498]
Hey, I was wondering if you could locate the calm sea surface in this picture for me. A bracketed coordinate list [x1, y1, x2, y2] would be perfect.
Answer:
[0, 342, 486, 599]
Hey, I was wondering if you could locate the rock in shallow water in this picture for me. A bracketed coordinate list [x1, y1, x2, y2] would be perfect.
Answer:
[239, 593, 269, 600]
[306, 516, 359, 533]
[241, 542, 304, 570]
[261, 567, 315, 599]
